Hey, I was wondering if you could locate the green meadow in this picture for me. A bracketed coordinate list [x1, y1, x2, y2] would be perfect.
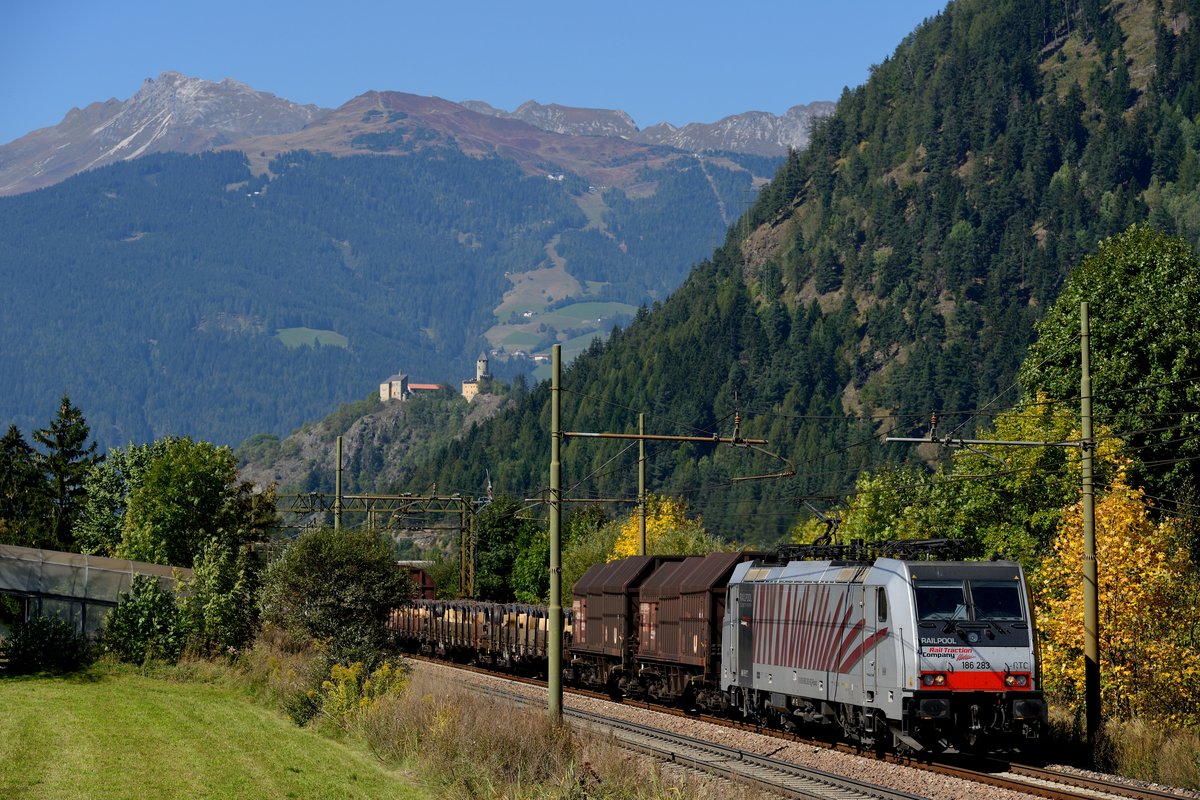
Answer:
[0, 670, 426, 800]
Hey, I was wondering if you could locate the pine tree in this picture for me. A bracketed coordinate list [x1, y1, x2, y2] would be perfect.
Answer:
[0, 425, 52, 547]
[32, 394, 100, 550]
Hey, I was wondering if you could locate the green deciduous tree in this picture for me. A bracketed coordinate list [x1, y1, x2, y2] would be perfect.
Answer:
[76, 438, 174, 556]
[473, 495, 538, 603]
[835, 467, 943, 547]
[510, 526, 549, 604]
[102, 575, 186, 664]
[561, 506, 613, 596]
[1020, 225, 1200, 547]
[118, 437, 273, 567]
[32, 394, 99, 550]
[832, 399, 1126, 571]
[259, 527, 411, 667]
[178, 538, 260, 656]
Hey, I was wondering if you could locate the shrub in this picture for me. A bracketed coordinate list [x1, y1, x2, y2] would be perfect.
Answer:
[1, 614, 91, 674]
[315, 660, 408, 730]
[259, 527, 411, 668]
[178, 538, 259, 656]
[102, 575, 186, 663]
[232, 629, 328, 724]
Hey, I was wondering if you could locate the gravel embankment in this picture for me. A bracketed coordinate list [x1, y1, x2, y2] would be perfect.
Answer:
[412, 660, 1039, 800]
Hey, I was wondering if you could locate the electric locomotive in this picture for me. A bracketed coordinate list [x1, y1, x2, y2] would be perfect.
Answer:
[722, 545, 1045, 753]
[392, 539, 1046, 754]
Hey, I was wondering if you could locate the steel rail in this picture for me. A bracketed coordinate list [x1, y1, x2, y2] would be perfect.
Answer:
[477, 683, 924, 800]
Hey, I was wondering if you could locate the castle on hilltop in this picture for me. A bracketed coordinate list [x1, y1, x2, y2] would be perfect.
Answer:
[378, 352, 491, 403]
[460, 352, 491, 401]
[379, 372, 441, 402]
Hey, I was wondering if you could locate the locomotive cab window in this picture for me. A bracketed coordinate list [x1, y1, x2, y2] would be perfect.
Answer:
[915, 579, 1028, 624]
[876, 587, 888, 623]
[969, 581, 1024, 621]
[915, 581, 967, 621]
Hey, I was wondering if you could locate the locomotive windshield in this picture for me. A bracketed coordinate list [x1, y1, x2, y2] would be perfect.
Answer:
[915, 581, 968, 621]
[970, 581, 1024, 621]
[915, 580, 1026, 622]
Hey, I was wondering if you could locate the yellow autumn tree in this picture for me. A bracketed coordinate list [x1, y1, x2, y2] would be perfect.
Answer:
[1034, 462, 1200, 727]
[609, 494, 725, 560]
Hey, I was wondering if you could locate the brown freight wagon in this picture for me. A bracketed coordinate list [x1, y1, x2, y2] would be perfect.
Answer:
[636, 551, 761, 705]
[570, 555, 685, 693]
[407, 568, 437, 600]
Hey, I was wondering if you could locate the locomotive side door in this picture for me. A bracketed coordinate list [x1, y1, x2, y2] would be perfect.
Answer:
[734, 582, 754, 686]
[862, 586, 878, 697]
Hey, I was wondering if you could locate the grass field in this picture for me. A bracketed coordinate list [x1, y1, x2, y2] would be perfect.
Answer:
[275, 327, 350, 349]
[0, 669, 427, 800]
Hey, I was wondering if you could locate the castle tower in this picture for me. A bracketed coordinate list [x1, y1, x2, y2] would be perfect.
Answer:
[463, 352, 492, 401]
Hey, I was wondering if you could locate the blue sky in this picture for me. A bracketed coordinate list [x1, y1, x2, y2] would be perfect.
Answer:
[2, 1, 949, 146]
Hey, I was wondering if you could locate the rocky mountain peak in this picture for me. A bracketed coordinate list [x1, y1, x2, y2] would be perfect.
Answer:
[0, 71, 328, 196]
[463, 98, 835, 156]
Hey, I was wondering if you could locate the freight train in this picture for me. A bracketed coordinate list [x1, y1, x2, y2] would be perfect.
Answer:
[390, 540, 1046, 754]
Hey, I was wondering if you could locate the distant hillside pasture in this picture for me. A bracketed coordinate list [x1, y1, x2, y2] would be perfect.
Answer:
[492, 264, 584, 320]
[275, 327, 350, 349]
[0, 670, 426, 800]
[542, 302, 638, 326]
[489, 300, 637, 360]
[489, 329, 543, 351]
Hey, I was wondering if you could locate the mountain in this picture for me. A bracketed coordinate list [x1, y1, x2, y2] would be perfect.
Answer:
[635, 104, 835, 157]
[461, 99, 835, 156]
[0, 72, 328, 196]
[1, 74, 822, 199]
[460, 100, 641, 139]
[223, 90, 729, 192]
[385, 0, 1200, 544]
[0, 84, 783, 449]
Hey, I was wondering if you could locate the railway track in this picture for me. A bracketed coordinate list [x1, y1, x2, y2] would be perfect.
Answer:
[480, 682, 926, 800]
[976, 763, 1196, 800]
[412, 657, 1197, 800]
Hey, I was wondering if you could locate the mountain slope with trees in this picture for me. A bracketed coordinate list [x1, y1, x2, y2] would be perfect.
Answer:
[1, 123, 774, 448]
[391, 0, 1200, 544]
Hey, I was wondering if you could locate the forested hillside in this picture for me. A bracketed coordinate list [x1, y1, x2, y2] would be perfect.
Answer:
[393, 0, 1200, 544]
[0, 136, 772, 448]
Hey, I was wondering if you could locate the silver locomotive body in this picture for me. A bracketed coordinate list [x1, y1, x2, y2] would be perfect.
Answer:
[720, 557, 1045, 752]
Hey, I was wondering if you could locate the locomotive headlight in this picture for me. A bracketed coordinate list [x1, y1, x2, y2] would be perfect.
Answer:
[934, 673, 947, 686]
[921, 672, 947, 687]
[1004, 673, 1030, 687]
[966, 631, 981, 643]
